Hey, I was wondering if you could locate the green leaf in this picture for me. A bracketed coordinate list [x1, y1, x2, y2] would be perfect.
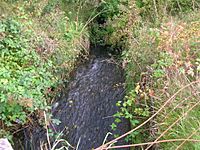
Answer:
[110, 123, 117, 130]
[114, 118, 121, 123]
[130, 119, 139, 126]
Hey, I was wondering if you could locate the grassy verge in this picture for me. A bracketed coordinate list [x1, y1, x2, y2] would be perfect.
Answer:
[150, 12, 200, 150]
[120, 9, 200, 150]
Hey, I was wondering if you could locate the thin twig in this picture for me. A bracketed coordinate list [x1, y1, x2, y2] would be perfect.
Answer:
[161, 92, 200, 124]
[76, 138, 81, 150]
[145, 99, 200, 150]
[103, 132, 112, 145]
[44, 111, 52, 149]
[51, 129, 74, 150]
[175, 127, 200, 150]
[105, 139, 200, 149]
[80, 10, 103, 34]
[51, 139, 72, 150]
[153, 0, 158, 18]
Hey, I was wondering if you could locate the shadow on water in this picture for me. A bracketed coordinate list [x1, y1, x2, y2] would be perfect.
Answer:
[14, 46, 130, 150]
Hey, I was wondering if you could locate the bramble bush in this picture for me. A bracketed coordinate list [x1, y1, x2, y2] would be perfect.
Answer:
[0, 19, 56, 127]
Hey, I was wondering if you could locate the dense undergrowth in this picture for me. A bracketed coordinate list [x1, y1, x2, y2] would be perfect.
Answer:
[0, 0, 90, 142]
[119, 8, 200, 150]
[0, 0, 200, 149]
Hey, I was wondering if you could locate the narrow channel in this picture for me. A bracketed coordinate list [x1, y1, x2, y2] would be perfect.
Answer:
[15, 46, 130, 150]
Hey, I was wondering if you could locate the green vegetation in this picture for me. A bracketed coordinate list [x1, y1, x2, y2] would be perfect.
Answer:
[0, 0, 89, 141]
[103, 0, 200, 149]
[0, 0, 200, 149]
[118, 3, 200, 149]
[148, 15, 200, 149]
[0, 18, 55, 126]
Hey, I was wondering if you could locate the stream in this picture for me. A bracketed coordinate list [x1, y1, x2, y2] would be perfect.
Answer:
[15, 47, 130, 150]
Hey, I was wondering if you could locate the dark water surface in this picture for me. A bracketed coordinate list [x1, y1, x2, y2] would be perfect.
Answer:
[15, 55, 130, 150]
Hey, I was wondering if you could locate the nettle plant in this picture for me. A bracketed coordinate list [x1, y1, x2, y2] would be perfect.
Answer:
[0, 19, 55, 127]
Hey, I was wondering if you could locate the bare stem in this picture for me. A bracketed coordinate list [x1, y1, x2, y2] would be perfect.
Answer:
[106, 139, 200, 149]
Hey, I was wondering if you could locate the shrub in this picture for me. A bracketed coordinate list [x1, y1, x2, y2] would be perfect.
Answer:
[90, 0, 139, 51]
[0, 19, 55, 127]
